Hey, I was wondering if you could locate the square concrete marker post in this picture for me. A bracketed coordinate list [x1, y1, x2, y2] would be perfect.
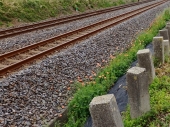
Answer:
[153, 37, 164, 64]
[137, 49, 155, 84]
[166, 25, 170, 40]
[159, 29, 169, 40]
[127, 67, 150, 119]
[89, 94, 124, 127]
[167, 22, 170, 25]
[159, 29, 170, 54]
[163, 40, 169, 56]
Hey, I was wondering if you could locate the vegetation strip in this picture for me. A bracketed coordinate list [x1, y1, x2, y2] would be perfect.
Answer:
[61, 8, 170, 127]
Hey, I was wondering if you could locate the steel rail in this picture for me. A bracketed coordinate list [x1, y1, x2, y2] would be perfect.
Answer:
[0, 0, 166, 76]
[0, 0, 155, 39]
[0, 0, 164, 60]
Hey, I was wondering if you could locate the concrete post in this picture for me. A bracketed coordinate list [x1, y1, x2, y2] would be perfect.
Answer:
[137, 49, 155, 84]
[163, 40, 169, 56]
[166, 25, 170, 40]
[89, 94, 124, 127]
[153, 37, 164, 64]
[159, 29, 170, 52]
[126, 67, 150, 118]
[159, 29, 169, 40]
[167, 22, 170, 25]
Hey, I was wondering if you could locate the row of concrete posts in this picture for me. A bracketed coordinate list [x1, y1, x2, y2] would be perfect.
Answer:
[89, 22, 170, 127]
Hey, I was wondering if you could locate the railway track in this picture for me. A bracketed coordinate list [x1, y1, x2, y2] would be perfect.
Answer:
[0, 0, 155, 39]
[0, 0, 167, 77]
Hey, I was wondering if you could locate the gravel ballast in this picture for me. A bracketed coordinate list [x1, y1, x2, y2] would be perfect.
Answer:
[0, 1, 170, 126]
[0, 0, 159, 55]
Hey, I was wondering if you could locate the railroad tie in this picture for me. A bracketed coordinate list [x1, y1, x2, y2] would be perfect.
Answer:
[39, 46, 50, 50]
[0, 64, 7, 68]
[29, 50, 41, 54]
[5, 58, 20, 63]
[19, 54, 32, 57]
[48, 44, 56, 47]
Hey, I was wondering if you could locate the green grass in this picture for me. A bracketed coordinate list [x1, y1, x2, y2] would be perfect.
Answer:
[61, 8, 170, 127]
[0, 0, 136, 27]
